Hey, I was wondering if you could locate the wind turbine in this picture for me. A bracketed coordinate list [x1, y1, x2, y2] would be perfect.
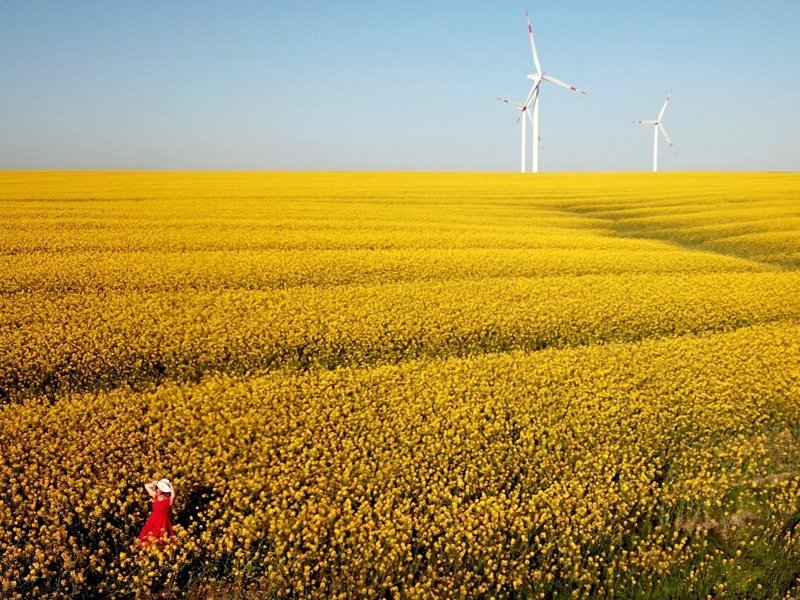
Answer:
[521, 9, 586, 173]
[497, 97, 535, 173]
[635, 91, 675, 172]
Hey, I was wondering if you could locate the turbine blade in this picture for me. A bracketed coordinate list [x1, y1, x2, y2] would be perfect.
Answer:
[658, 90, 672, 121]
[525, 9, 542, 75]
[497, 97, 525, 110]
[542, 74, 586, 95]
[658, 123, 675, 151]
[522, 75, 542, 109]
[498, 98, 528, 123]
[635, 120, 657, 125]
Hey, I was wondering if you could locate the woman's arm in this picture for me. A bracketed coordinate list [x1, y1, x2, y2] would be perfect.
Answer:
[144, 481, 157, 498]
[169, 486, 176, 506]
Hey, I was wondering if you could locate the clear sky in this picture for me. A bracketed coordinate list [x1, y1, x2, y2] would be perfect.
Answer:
[2, 1, 799, 172]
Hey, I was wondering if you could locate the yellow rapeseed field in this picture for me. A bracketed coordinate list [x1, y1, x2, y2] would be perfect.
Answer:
[1, 171, 799, 598]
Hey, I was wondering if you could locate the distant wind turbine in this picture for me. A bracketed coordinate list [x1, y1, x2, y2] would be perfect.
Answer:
[635, 91, 676, 172]
[521, 9, 586, 173]
[497, 97, 535, 173]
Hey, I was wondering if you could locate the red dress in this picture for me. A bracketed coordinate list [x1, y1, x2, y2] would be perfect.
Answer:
[138, 495, 174, 543]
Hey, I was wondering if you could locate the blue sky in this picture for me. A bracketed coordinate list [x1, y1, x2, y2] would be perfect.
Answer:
[1, 1, 799, 171]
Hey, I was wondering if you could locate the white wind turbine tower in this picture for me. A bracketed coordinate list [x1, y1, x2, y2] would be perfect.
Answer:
[635, 91, 676, 172]
[521, 9, 586, 173]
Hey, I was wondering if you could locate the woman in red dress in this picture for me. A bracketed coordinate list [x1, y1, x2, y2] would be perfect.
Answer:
[138, 478, 175, 543]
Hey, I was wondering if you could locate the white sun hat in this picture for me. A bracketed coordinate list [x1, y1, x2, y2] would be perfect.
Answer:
[157, 478, 173, 493]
